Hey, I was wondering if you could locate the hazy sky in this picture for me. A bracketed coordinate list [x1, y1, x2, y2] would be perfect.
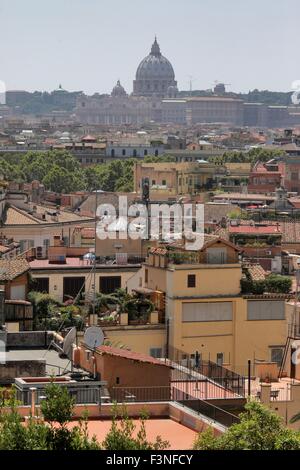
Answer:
[1, 0, 299, 95]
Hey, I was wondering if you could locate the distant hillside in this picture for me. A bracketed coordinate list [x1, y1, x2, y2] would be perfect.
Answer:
[179, 89, 293, 106]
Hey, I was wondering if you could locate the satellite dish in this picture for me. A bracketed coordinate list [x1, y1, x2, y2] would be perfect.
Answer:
[84, 326, 104, 350]
[63, 327, 76, 359]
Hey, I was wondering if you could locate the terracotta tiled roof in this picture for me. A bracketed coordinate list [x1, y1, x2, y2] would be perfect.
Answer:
[214, 227, 229, 240]
[0, 258, 30, 281]
[244, 263, 266, 281]
[200, 236, 240, 252]
[3, 204, 93, 226]
[96, 345, 170, 367]
[280, 221, 300, 243]
[5, 207, 39, 225]
[228, 224, 281, 235]
[149, 247, 168, 256]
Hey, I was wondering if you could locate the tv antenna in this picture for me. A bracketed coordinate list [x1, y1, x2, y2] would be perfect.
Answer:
[188, 75, 197, 96]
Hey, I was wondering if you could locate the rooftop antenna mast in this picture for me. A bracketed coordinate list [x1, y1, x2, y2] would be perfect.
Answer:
[188, 75, 196, 97]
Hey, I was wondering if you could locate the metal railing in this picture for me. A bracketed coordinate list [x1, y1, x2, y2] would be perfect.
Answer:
[167, 348, 245, 397]
[110, 385, 241, 427]
[178, 399, 240, 427]
[111, 386, 171, 403]
[254, 385, 291, 402]
[171, 379, 240, 400]
[15, 386, 102, 406]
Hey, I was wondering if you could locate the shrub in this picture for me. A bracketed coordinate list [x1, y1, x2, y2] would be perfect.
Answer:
[265, 274, 292, 294]
[193, 400, 300, 450]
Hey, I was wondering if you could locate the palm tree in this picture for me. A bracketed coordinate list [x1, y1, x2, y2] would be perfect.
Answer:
[95, 293, 120, 313]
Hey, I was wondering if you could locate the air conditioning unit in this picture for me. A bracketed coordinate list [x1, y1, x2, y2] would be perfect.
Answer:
[35, 246, 47, 259]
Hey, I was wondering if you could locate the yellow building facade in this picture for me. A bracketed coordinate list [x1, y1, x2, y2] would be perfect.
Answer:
[134, 161, 216, 197]
[118, 239, 289, 376]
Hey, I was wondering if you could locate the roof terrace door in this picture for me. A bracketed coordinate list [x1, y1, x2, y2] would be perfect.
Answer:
[63, 277, 85, 303]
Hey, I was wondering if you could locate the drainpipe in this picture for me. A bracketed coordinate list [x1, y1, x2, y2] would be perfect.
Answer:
[248, 360, 251, 397]
[91, 355, 96, 379]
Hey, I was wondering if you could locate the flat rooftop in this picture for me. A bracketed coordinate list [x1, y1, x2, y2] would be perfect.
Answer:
[6, 348, 71, 375]
[67, 418, 197, 450]
[29, 258, 141, 269]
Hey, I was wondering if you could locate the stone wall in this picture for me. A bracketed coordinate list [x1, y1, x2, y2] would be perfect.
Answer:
[0, 359, 46, 384]
[6, 331, 52, 349]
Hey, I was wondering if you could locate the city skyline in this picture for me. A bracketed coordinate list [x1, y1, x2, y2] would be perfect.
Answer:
[0, 0, 299, 95]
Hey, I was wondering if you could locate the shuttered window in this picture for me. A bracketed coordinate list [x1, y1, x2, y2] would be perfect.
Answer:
[182, 302, 233, 322]
[247, 301, 285, 320]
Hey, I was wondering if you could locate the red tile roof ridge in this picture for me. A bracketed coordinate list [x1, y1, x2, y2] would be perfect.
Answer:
[96, 345, 171, 367]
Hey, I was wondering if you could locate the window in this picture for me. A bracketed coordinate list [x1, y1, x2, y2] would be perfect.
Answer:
[187, 274, 196, 288]
[100, 276, 121, 294]
[122, 149, 126, 156]
[182, 302, 233, 322]
[150, 348, 162, 358]
[116, 377, 120, 384]
[62, 236, 69, 246]
[247, 301, 285, 320]
[216, 353, 224, 366]
[155, 150, 158, 156]
[133, 149, 137, 157]
[111, 149, 115, 157]
[162, 179, 166, 186]
[152, 180, 156, 185]
[270, 347, 284, 366]
[291, 172, 298, 181]
[34, 277, 49, 293]
[145, 268, 148, 284]
[144, 149, 148, 156]
[63, 277, 85, 302]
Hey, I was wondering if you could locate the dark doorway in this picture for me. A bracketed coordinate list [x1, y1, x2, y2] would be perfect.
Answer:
[99, 276, 121, 294]
[63, 277, 85, 302]
[34, 277, 49, 293]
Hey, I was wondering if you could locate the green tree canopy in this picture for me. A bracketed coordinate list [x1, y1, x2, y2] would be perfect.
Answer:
[193, 400, 300, 450]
